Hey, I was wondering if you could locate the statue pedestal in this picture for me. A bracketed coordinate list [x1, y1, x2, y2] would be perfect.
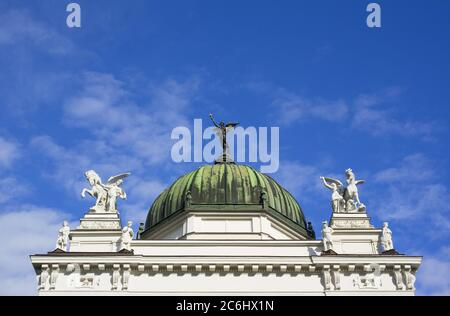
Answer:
[77, 212, 122, 230]
[328, 212, 382, 255]
[70, 212, 123, 252]
[330, 212, 374, 229]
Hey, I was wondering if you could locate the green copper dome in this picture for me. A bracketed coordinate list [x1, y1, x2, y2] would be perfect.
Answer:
[144, 164, 313, 238]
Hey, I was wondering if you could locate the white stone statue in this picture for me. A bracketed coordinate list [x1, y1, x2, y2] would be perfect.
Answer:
[56, 221, 71, 251]
[81, 170, 130, 213]
[103, 174, 129, 213]
[322, 221, 334, 252]
[81, 170, 108, 213]
[380, 222, 394, 251]
[120, 221, 134, 251]
[320, 177, 345, 213]
[344, 168, 365, 209]
[56, 233, 64, 251]
[320, 169, 365, 213]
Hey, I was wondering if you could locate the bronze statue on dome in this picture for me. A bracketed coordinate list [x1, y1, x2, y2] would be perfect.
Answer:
[209, 113, 239, 163]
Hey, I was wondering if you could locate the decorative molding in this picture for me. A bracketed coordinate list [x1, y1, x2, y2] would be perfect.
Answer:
[332, 265, 341, 290]
[331, 219, 372, 229]
[33, 259, 423, 295]
[78, 273, 98, 289]
[39, 265, 49, 290]
[393, 265, 404, 290]
[322, 265, 332, 290]
[66, 264, 75, 272]
[122, 264, 131, 290]
[50, 264, 59, 290]
[403, 265, 416, 290]
[112, 264, 120, 290]
[78, 220, 121, 230]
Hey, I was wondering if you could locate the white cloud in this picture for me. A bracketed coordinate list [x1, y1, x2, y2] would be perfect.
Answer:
[271, 90, 348, 125]
[0, 177, 29, 204]
[272, 160, 331, 208]
[0, 9, 94, 116]
[127, 179, 167, 203]
[30, 135, 92, 195]
[122, 178, 168, 225]
[0, 137, 20, 168]
[0, 206, 72, 295]
[31, 71, 202, 184]
[352, 92, 436, 140]
[63, 72, 199, 165]
[374, 154, 434, 183]
[258, 83, 438, 141]
[0, 10, 74, 54]
[30, 72, 203, 227]
[416, 247, 450, 295]
[370, 154, 450, 237]
[274, 161, 319, 195]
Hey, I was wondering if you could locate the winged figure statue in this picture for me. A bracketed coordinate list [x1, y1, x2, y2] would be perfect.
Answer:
[320, 169, 365, 213]
[320, 177, 345, 213]
[210, 113, 239, 163]
[81, 170, 130, 213]
[102, 173, 130, 213]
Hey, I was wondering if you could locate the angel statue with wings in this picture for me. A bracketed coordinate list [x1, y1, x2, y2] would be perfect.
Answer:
[210, 113, 239, 163]
[320, 176, 345, 213]
[320, 169, 365, 213]
[102, 173, 130, 213]
[81, 170, 130, 214]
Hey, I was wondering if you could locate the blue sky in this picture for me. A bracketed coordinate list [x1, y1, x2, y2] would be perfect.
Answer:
[0, 0, 449, 295]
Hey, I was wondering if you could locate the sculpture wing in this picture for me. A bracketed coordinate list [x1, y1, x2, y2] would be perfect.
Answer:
[226, 122, 239, 128]
[106, 173, 131, 185]
[355, 180, 365, 185]
[323, 177, 343, 188]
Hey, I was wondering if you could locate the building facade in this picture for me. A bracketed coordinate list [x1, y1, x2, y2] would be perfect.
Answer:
[30, 163, 421, 295]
